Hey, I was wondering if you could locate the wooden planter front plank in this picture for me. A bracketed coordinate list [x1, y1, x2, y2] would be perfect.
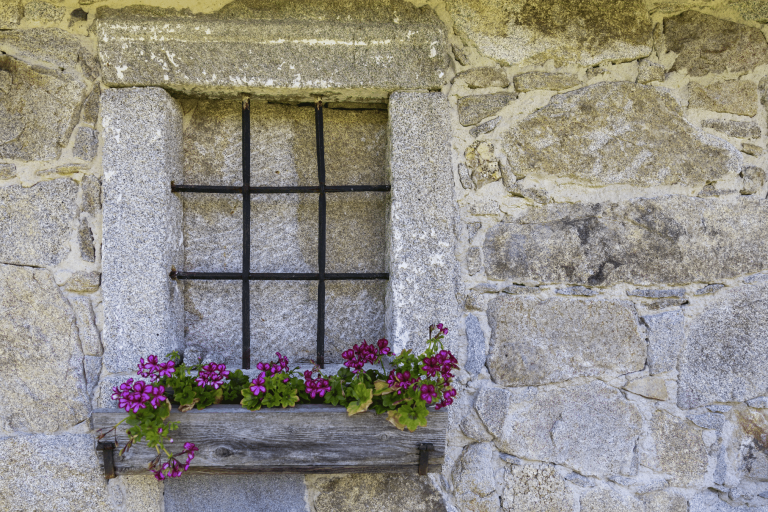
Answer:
[92, 404, 447, 475]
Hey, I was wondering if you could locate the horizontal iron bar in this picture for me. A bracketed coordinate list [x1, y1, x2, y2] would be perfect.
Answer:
[171, 271, 388, 281]
[171, 184, 391, 194]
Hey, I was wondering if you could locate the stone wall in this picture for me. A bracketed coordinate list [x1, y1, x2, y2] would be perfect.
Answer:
[1, 0, 767, 510]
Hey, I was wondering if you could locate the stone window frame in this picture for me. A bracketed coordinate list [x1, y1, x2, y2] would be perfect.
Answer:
[98, 88, 458, 396]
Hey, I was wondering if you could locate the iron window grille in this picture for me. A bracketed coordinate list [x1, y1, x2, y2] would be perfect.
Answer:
[170, 98, 390, 369]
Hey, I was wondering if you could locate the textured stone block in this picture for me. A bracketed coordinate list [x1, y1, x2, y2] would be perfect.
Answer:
[453, 67, 509, 88]
[0, 55, 86, 161]
[23, 1, 66, 22]
[556, 285, 598, 296]
[0, 265, 90, 434]
[702, 119, 761, 140]
[447, 0, 652, 67]
[0, 28, 85, 70]
[665, 11, 768, 76]
[0, 0, 21, 28]
[581, 490, 644, 512]
[102, 87, 184, 373]
[741, 166, 765, 195]
[64, 271, 101, 293]
[312, 473, 446, 512]
[477, 380, 642, 477]
[639, 491, 688, 512]
[484, 197, 768, 286]
[688, 412, 725, 430]
[650, 411, 708, 485]
[469, 116, 500, 138]
[624, 376, 668, 400]
[0, 162, 15, 180]
[452, 442, 500, 512]
[0, 434, 108, 510]
[71, 296, 102, 356]
[679, 281, 768, 408]
[512, 71, 580, 92]
[458, 92, 516, 126]
[166, 474, 305, 512]
[487, 296, 645, 386]
[387, 92, 458, 353]
[645, 310, 684, 374]
[81, 175, 101, 216]
[97, 1, 448, 96]
[689, 81, 759, 117]
[733, 0, 768, 22]
[502, 82, 741, 188]
[722, 406, 768, 483]
[0, 178, 78, 267]
[107, 475, 163, 512]
[637, 59, 665, 84]
[502, 464, 575, 512]
[78, 219, 95, 262]
[464, 314, 486, 374]
[73, 127, 99, 161]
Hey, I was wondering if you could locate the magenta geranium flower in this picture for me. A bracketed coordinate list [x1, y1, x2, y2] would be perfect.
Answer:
[250, 372, 266, 395]
[195, 363, 230, 389]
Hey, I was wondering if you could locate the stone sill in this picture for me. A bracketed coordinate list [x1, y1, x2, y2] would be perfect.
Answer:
[91, 404, 446, 475]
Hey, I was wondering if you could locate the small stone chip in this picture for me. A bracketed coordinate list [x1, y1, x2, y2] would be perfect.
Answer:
[637, 59, 665, 84]
[453, 67, 510, 89]
[457, 163, 473, 190]
[741, 166, 765, 195]
[73, 127, 98, 161]
[702, 119, 761, 140]
[706, 404, 732, 413]
[513, 71, 581, 92]
[564, 472, 594, 487]
[470, 283, 498, 294]
[499, 453, 522, 465]
[742, 143, 764, 157]
[688, 81, 759, 117]
[694, 284, 725, 295]
[78, 219, 95, 262]
[501, 284, 539, 294]
[687, 412, 725, 430]
[467, 222, 482, 243]
[0, 162, 16, 180]
[467, 246, 483, 275]
[452, 44, 470, 66]
[457, 92, 517, 126]
[646, 298, 688, 310]
[628, 288, 686, 298]
[556, 285, 598, 296]
[469, 116, 500, 138]
[64, 271, 100, 293]
[747, 396, 768, 408]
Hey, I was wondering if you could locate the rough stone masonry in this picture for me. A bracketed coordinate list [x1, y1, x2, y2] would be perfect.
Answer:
[1, 0, 768, 510]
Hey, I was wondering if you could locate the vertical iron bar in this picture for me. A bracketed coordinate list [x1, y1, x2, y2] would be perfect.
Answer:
[242, 97, 251, 369]
[315, 100, 326, 368]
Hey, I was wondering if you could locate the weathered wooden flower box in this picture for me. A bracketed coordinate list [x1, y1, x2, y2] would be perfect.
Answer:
[92, 404, 447, 477]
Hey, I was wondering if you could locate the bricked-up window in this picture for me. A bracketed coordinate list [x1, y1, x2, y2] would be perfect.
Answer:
[175, 99, 390, 369]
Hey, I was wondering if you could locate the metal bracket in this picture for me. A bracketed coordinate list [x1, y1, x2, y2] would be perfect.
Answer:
[96, 442, 116, 480]
[418, 443, 434, 475]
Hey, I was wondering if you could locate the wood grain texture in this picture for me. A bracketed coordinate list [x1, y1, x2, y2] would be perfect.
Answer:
[92, 404, 447, 475]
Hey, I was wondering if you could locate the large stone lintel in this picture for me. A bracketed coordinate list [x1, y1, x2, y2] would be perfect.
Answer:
[386, 92, 458, 353]
[101, 87, 183, 373]
[97, 18, 448, 99]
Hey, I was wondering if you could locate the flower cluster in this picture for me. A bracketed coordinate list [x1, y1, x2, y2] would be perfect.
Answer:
[304, 370, 331, 398]
[111, 379, 167, 413]
[195, 363, 230, 389]
[137, 355, 176, 382]
[256, 352, 289, 376]
[151, 442, 199, 480]
[422, 350, 459, 381]
[386, 370, 419, 395]
[435, 388, 457, 410]
[341, 338, 390, 373]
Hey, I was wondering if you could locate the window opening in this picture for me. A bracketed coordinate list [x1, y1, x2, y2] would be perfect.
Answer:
[171, 98, 391, 368]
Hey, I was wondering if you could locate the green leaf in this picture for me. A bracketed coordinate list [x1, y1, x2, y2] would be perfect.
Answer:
[373, 380, 393, 396]
[396, 401, 429, 432]
[346, 382, 373, 416]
